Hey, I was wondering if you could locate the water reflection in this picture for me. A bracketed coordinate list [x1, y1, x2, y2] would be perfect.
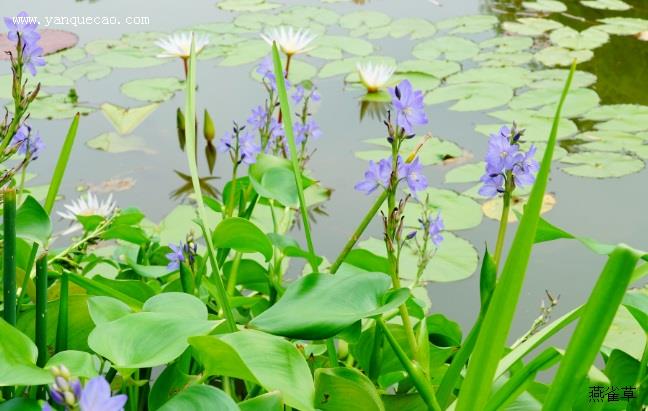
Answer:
[170, 171, 219, 201]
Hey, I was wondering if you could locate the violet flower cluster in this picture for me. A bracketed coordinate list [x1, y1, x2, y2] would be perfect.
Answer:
[478, 125, 539, 197]
[166, 241, 197, 271]
[4, 11, 45, 76]
[217, 125, 262, 166]
[43, 367, 127, 411]
[11, 123, 44, 159]
[355, 155, 428, 197]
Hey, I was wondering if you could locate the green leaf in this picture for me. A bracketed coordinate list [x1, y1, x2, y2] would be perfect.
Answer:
[425, 82, 513, 111]
[319, 56, 395, 78]
[190, 330, 315, 411]
[597, 17, 648, 35]
[529, 69, 597, 89]
[401, 187, 483, 231]
[560, 152, 644, 178]
[603, 305, 645, 359]
[0, 399, 41, 411]
[314, 367, 385, 411]
[339, 11, 391, 36]
[478, 109, 578, 141]
[0, 318, 51, 386]
[239, 391, 284, 411]
[510, 87, 600, 118]
[212, 217, 273, 261]
[522, 0, 567, 12]
[354, 137, 462, 166]
[412, 36, 479, 61]
[88, 296, 133, 325]
[446, 66, 531, 89]
[549, 27, 609, 50]
[535, 47, 594, 66]
[480, 36, 534, 53]
[623, 287, 648, 332]
[121, 77, 184, 102]
[581, 0, 631, 10]
[249, 271, 408, 339]
[88, 293, 217, 369]
[15, 195, 52, 245]
[437, 15, 498, 34]
[158, 385, 238, 411]
[250, 167, 299, 207]
[86, 133, 155, 154]
[502, 18, 563, 36]
[219, 39, 268, 66]
[45, 350, 97, 379]
[100, 102, 160, 135]
[396, 60, 460, 79]
[218, 0, 280, 12]
[445, 162, 485, 184]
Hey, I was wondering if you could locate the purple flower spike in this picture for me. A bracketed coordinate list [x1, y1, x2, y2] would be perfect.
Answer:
[294, 118, 322, 145]
[216, 132, 234, 153]
[247, 106, 267, 130]
[23, 44, 46, 76]
[403, 156, 428, 196]
[292, 84, 304, 104]
[484, 126, 518, 173]
[512, 145, 539, 188]
[355, 158, 391, 195]
[388, 79, 428, 135]
[11, 124, 44, 159]
[165, 243, 185, 271]
[239, 132, 261, 165]
[426, 212, 444, 247]
[4, 12, 40, 45]
[478, 173, 505, 198]
[79, 376, 127, 411]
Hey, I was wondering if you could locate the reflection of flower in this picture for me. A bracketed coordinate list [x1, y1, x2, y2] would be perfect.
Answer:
[57, 192, 116, 235]
[155, 32, 210, 59]
[78, 376, 128, 411]
[261, 26, 316, 56]
[388, 80, 428, 135]
[356, 63, 395, 93]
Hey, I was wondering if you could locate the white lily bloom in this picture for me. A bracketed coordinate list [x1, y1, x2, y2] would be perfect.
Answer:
[57, 192, 117, 235]
[261, 26, 316, 56]
[356, 62, 396, 93]
[155, 32, 210, 59]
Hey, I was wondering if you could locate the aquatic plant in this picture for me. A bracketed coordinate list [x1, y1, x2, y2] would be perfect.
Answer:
[0, 6, 647, 411]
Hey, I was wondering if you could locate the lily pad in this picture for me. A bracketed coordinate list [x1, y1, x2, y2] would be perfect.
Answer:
[354, 137, 463, 166]
[509, 88, 600, 118]
[596, 18, 648, 35]
[312, 35, 374, 57]
[9, 93, 93, 120]
[535, 47, 594, 66]
[121, 77, 184, 102]
[549, 27, 609, 50]
[581, 0, 631, 10]
[319, 56, 395, 78]
[359, 234, 478, 283]
[528, 69, 597, 89]
[412, 36, 479, 61]
[219, 39, 268, 66]
[65, 63, 112, 81]
[502, 18, 563, 36]
[577, 130, 648, 158]
[280, 6, 340, 27]
[480, 36, 534, 53]
[482, 193, 556, 222]
[101, 102, 160, 135]
[445, 162, 486, 184]
[583, 104, 648, 121]
[339, 11, 391, 37]
[561, 152, 645, 178]
[86, 133, 155, 155]
[0, 29, 78, 60]
[446, 67, 531, 89]
[385, 18, 437, 39]
[436, 15, 498, 34]
[425, 82, 513, 111]
[401, 187, 483, 231]
[474, 51, 534, 67]
[218, 0, 281, 11]
[397, 60, 461, 79]
[523, 0, 567, 12]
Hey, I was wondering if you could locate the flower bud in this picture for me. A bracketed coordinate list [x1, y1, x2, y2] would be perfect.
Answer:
[203, 109, 215, 141]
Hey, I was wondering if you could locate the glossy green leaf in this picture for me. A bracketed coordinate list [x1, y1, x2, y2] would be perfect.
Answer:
[45, 350, 97, 379]
[88, 296, 132, 325]
[603, 305, 645, 359]
[339, 11, 390, 36]
[561, 152, 644, 178]
[502, 18, 563, 36]
[480, 36, 534, 53]
[597, 17, 648, 35]
[523, 0, 567, 12]
[212, 217, 273, 261]
[509, 88, 600, 118]
[0, 318, 51, 386]
[425, 82, 513, 111]
[446, 66, 531, 89]
[581, 0, 631, 10]
[401, 187, 483, 231]
[239, 391, 284, 411]
[14, 195, 52, 245]
[314, 367, 385, 411]
[121, 77, 184, 102]
[535, 47, 594, 66]
[101, 102, 160, 135]
[412, 36, 479, 61]
[190, 330, 315, 411]
[158, 385, 238, 411]
[622, 287, 648, 332]
[249, 271, 409, 339]
[437, 15, 498, 34]
[549, 27, 609, 50]
[0, 399, 41, 411]
[445, 162, 485, 184]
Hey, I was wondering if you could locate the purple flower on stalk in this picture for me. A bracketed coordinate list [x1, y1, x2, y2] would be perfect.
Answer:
[478, 173, 505, 197]
[388, 79, 428, 135]
[239, 132, 261, 165]
[484, 126, 518, 173]
[425, 212, 444, 247]
[78, 376, 127, 411]
[216, 132, 234, 153]
[292, 84, 304, 104]
[294, 118, 322, 145]
[311, 88, 321, 102]
[165, 243, 185, 271]
[247, 105, 267, 130]
[22, 43, 45, 76]
[256, 57, 290, 91]
[355, 158, 391, 195]
[4, 11, 40, 45]
[12, 124, 44, 159]
[402, 156, 428, 196]
[512, 145, 539, 187]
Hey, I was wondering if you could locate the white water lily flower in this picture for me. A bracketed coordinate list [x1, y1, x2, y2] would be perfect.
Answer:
[57, 192, 117, 235]
[155, 32, 210, 59]
[356, 62, 395, 93]
[261, 26, 316, 56]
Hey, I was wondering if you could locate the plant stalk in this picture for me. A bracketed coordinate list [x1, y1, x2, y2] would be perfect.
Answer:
[493, 176, 513, 268]
[3, 189, 17, 326]
[35, 254, 48, 367]
[55, 270, 69, 352]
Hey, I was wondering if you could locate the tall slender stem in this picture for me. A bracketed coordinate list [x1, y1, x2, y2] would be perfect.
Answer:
[55, 270, 69, 352]
[35, 254, 48, 367]
[329, 190, 388, 274]
[3, 188, 17, 326]
[493, 178, 513, 268]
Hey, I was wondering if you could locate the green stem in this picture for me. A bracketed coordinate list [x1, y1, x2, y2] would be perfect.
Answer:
[55, 271, 69, 352]
[226, 252, 242, 295]
[368, 322, 383, 381]
[326, 338, 338, 367]
[377, 318, 442, 411]
[35, 255, 48, 368]
[628, 335, 648, 411]
[17, 165, 27, 204]
[226, 165, 239, 218]
[3, 188, 17, 326]
[330, 190, 388, 274]
[493, 179, 512, 268]
[16, 243, 38, 314]
[179, 262, 194, 295]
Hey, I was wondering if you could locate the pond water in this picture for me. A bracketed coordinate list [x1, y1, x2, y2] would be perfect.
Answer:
[3, 0, 648, 343]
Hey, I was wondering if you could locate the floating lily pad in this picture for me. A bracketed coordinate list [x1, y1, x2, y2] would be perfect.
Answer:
[446, 67, 531, 89]
[425, 82, 514, 112]
[502, 18, 563, 36]
[478, 109, 578, 141]
[86, 37, 162, 68]
[596, 18, 648, 35]
[385, 18, 437, 40]
[596, 116, 648, 133]
[509, 88, 600, 118]
[482, 193, 556, 222]
[10, 93, 93, 120]
[0, 29, 78, 60]
[121, 77, 184, 102]
[359, 234, 478, 283]
[550, 27, 609, 50]
[218, 0, 280, 11]
[582, 0, 631, 10]
[57, 47, 86, 62]
[480, 36, 534, 53]
[233, 13, 283, 31]
[528, 69, 597, 89]
[474, 51, 534, 67]
[523, 0, 567, 12]
[401, 187, 483, 231]
[65, 63, 112, 81]
[319, 56, 395, 78]
[436, 15, 498, 34]
[86, 133, 155, 155]
[583, 104, 648, 121]
[396, 60, 461, 79]
[339, 11, 391, 37]
[535, 47, 594, 66]
[577, 130, 648, 158]
[354, 137, 463, 166]
[101, 103, 160, 135]
[561, 152, 645, 178]
[412, 36, 479, 61]
[445, 162, 486, 184]
[311, 36, 374, 58]
[219, 39, 268, 66]
[391, 73, 439, 92]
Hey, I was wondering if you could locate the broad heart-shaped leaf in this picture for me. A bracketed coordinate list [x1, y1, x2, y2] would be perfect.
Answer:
[190, 330, 315, 411]
[46, 350, 97, 379]
[535, 47, 593, 67]
[314, 368, 385, 411]
[623, 287, 648, 333]
[583, 104, 648, 121]
[502, 17, 563, 36]
[88, 293, 217, 369]
[522, 0, 567, 12]
[480, 36, 534, 53]
[396, 60, 461, 79]
[100, 102, 160, 135]
[603, 305, 645, 361]
[509, 87, 600, 118]
[528, 69, 597, 89]
[212, 217, 273, 261]
[482, 193, 557, 222]
[239, 391, 284, 411]
[86, 132, 155, 154]
[597, 17, 648, 35]
[0, 318, 51, 386]
[121, 77, 184, 102]
[549, 27, 609, 50]
[446, 66, 531, 89]
[445, 162, 485, 184]
[0, 398, 41, 410]
[249, 271, 409, 339]
[581, 0, 631, 10]
[425, 82, 513, 111]
[560, 152, 645, 178]
[354, 137, 463, 166]
[339, 10, 391, 36]
[15, 195, 51, 245]
[250, 167, 299, 207]
[158, 385, 238, 411]
[412, 36, 479, 61]
[357, 235, 478, 283]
